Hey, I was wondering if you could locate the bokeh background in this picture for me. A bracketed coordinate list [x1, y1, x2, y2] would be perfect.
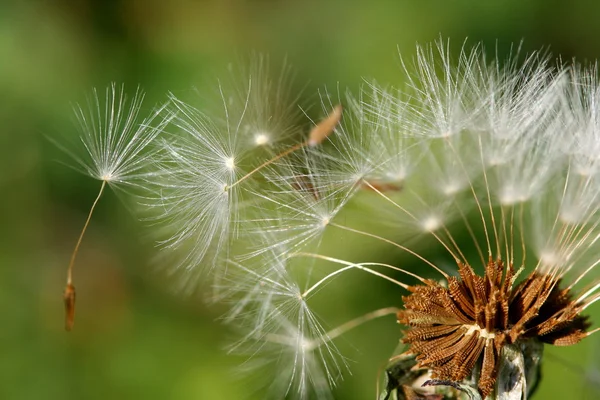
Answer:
[3, 1, 600, 399]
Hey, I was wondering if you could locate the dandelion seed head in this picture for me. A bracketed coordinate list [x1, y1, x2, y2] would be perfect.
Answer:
[487, 156, 504, 167]
[421, 215, 442, 233]
[254, 131, 270, 146]
[559, 205, 586, 225]
[219, 54, 304, 148]
[101, 172, 114, 181]
[386, 170, 407, 182]
[498, 184, 528, 205]
[538, 250, 564, 270]
[224, 156, 236, 170]
[54, 83, 166, 189]
[442, 181, 461, 196]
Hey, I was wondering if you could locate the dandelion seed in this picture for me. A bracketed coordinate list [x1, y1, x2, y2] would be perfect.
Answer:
[56, 83, 165, 330]
[421, 216, 442, 233]
[224, 156, 236, 171]
[224, 54, 304, 149]
[59, 84, 166, 187]
[254, 132, 270, 146]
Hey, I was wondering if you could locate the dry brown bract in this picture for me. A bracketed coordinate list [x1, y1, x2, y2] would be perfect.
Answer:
[397, 258, 590, 397]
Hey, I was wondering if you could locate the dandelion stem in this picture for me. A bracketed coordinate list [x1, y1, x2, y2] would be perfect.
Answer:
[63, 179, 107, 331]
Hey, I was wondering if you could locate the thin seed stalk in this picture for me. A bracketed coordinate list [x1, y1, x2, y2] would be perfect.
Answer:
[63, 179, 107, 331]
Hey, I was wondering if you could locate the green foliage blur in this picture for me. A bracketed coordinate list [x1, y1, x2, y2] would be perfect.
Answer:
[2, 1, 600, 399]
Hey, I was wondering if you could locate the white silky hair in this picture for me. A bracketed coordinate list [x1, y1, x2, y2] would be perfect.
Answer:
[55, 83, 167, 189]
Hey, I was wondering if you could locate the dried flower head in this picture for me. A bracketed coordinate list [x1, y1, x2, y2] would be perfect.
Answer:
[398, 258, 590, 397]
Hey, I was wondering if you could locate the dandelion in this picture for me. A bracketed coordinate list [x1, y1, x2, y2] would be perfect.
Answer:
[56, 42, 600, 399]
[55, 83, 165, 331]
[210, 42, 600, 399]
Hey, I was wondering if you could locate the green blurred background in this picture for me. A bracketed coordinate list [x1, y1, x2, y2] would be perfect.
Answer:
[3, 1, 600, 399]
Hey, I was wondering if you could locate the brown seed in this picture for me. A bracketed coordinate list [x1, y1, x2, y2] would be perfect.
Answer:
[63, 283, 76, 331]
[291, 175, 320, 200]
[308, 105, 342, 146]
